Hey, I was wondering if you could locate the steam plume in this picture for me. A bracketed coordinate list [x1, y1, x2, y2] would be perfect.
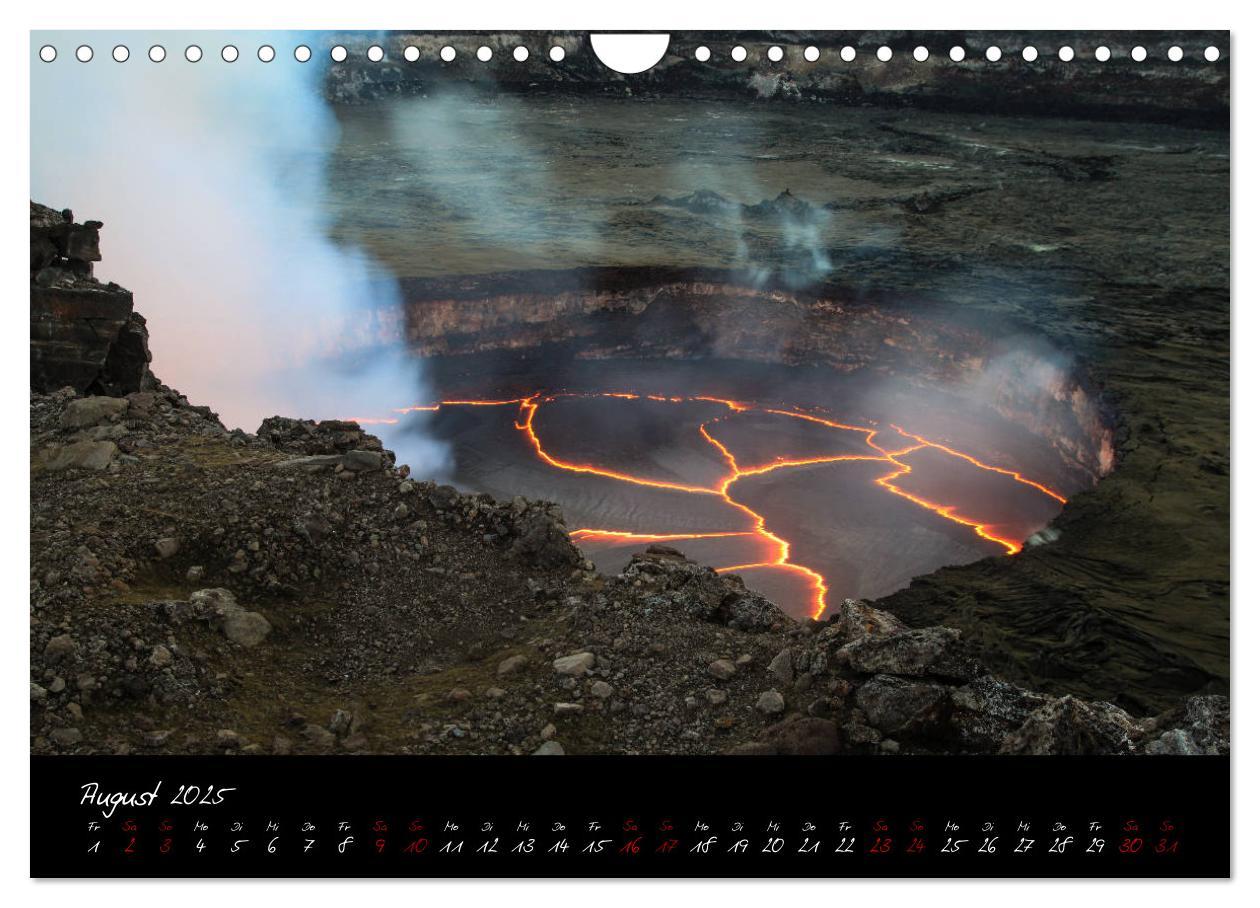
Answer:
[29, 30, 447, 476]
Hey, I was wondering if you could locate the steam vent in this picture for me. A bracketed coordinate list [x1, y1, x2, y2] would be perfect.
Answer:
[31, 30, 1228, 758]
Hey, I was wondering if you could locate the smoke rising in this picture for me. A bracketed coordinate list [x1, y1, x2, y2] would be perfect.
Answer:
[29, 30, 448, 476]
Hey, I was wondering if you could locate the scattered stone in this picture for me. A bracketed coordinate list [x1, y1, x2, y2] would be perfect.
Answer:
[854, 675, 949, 736]
[533, 741, 565, 755]
[708, 659, 737, 681]
[762, 716, 841, 755]
[37, 440, 118, 471]
[1140, 695, 1230, 755]
[1001, 695, 1138, 755]
[328, 710, 354, 736]
[153, 537, 180, 560]
[841, 626, 977, 681]
[50, 727, 83, 747]
[497, 654, 529, 676]
[755, 690, 785, 716]
[768, 648, 794, 686]
[60, 396, 129, 429]
[300, 724, 337, 750]
[553, 652, 595, 676]
[192, 589, 272, 648]
[705, 688, 728, 706]
[590, 680, 614, 699]
[44, 634, 76, 664]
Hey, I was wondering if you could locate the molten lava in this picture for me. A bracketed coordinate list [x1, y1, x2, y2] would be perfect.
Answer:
[372, 391, 1068, 620]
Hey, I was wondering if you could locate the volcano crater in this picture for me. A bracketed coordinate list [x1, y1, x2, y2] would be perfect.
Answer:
[376, 268, 1114, 622]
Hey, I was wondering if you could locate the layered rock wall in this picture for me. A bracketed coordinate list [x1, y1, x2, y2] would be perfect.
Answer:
[30, 202, 151, 396]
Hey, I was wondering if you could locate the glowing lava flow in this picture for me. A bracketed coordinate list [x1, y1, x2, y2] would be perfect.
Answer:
[515, 399, 720, 495]
[888, 425, 1069, 504]
[386, 391, 1068, 620]
[570, 529, 753, 544]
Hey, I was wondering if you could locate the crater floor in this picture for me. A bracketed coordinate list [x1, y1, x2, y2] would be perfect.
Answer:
[373, 369, 1071, 620]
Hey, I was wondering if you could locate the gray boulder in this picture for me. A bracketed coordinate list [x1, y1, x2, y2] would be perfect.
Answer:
[854, 674, 950, 736]
[1000, 695, 1139, 755]
[841, 626, 978, 681]
[37, 440, 118, 471]
[60, 396, 129, 429]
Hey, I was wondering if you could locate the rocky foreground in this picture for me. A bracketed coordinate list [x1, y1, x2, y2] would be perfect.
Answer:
[30, 386, 1228, 757]
[29, 202, 1227, 757]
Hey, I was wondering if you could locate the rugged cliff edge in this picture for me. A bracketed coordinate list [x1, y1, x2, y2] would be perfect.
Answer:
[30, 202, 152, 396]
[29, 205, 1227, 757]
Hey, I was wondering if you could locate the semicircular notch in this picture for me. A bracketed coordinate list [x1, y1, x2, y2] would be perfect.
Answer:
[590, 33, 670, 74]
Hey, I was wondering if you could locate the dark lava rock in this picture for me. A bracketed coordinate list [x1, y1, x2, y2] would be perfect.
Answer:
[947, 676, 1052, 753]
[617, 549, 788, 632]
[999, 695, 1139, 755]
[854, 674, 950, 737]
[258, 416, 392, 462]
[1139, 694, 1230, 755]
[759, 716, 842, 755]
[30, 202, 151, 395]
[840, 626, 979, 682]
[507, 510, 582, 570]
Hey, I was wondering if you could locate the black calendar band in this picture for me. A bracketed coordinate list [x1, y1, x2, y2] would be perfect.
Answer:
[31, 754, 1229, 878]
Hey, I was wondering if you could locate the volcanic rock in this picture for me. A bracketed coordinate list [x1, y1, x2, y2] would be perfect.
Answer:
[946, 676, 1052, 752]
[767, 648, 795, 686]
[508, 510, 581, 569]
[552, 652, 595, 676]
[760, 716, 842, 755]
[497, 654, 529, 676]
[190, 589, 272, 648]
[755, 690, 785, 715]
[854, 675, 950, 736]
[1140, 695, 1230, 755]
[257, 416, 392, 460]
[30, 203, 151, 395]
[59, 396, 129, 429]
[49, 727, 84, 747]
[153, 537, 180, 560]
[999, 695, 1139, 755]
[43, 634, 77, 664]
[590, 680, 614, 699]
[840, 627, 978, 681]
[36, 440, 118, 472]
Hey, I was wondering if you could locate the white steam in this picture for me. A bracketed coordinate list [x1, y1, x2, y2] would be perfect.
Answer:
[30, 30, 447, 476]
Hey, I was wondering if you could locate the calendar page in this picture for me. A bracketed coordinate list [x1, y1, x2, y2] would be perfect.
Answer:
[28, 29, 1230, 878]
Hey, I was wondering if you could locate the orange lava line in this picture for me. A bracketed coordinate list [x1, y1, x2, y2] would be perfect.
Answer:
[761, 407, 871, 434]
[872, 459, 1022, 555]
[395, 398, 526, 414]
[514, 399, 720, 496]
[362, 390, 1066, 620]
[889, 424, 1068, 504]
[570, 529, 754, 544]
[698, 420, 832, 620]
